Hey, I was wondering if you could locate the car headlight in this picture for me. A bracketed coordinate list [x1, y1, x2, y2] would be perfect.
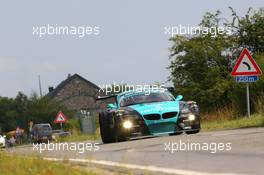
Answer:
[123, 120, 132, 129]
[188, 114, 195, 121]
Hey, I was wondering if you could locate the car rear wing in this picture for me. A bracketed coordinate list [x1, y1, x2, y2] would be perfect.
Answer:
[165, 86, 175, 94]
[96, 94, 118, 107]
[96, 94, 117, 101]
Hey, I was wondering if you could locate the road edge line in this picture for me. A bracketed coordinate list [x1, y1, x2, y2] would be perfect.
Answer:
[43, 157, 240, 175]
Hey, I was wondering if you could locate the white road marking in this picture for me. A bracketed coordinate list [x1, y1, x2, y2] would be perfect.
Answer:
[43, 157, 241, 175]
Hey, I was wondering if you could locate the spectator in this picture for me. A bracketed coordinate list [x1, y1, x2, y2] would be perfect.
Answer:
[15, 126, 22, 144]
[8, 136, 16, 147]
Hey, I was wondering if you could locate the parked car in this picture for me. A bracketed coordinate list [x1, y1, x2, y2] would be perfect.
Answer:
[0, 135, 6, 148]
[32, 123, 52, 143]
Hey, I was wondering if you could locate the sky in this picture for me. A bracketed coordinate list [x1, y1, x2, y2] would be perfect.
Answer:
[0, 0, 263, 97]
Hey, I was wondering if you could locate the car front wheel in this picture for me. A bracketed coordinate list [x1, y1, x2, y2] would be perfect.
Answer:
[99, 112, 116, 143]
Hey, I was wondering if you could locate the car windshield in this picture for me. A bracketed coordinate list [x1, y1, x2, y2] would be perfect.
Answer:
[120, 92, 174, 107]
[38, 125, 51, 131]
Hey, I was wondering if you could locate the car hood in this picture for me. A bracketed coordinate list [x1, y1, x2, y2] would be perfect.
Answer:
[129, 101, 179, 116]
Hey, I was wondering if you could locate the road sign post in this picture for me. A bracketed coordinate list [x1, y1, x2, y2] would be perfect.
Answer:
[246, 83, 250, 117]
[235, 75, 259, 82]
[231, 48, 262, 117]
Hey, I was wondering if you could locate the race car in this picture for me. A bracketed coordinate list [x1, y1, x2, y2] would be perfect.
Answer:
[97, 89, 200, 143]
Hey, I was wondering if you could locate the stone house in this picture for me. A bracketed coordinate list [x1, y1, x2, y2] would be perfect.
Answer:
[48, 74, 100, 111]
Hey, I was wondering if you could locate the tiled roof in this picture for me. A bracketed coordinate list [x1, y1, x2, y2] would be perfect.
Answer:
[48, 73, 99, 97]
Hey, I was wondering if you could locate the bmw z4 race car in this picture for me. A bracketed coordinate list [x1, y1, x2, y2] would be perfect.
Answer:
[97, 89, 200, 143]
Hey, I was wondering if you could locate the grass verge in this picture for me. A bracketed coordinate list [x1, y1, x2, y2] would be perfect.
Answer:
[56, 133, 100, 142]
[202, 114, 264, 131]
[0, 152, 97, 175]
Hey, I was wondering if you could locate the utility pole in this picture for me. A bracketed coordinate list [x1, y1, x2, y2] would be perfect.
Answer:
[38, 75, 43, 97]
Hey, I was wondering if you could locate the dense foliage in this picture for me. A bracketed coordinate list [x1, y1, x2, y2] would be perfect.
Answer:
[169, 7, 264, 114]
[0, 92, 74, 132]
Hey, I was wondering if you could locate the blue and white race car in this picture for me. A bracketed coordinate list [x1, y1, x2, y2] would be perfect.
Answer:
[97, 89, 200, 143]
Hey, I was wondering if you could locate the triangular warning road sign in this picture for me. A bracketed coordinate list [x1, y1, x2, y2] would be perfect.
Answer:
[231, 48, 262, 76]
[54, 111, 68, 123]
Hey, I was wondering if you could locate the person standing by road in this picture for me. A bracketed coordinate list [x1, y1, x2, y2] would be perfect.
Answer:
[15, 126, 22, 144]
[28, 121, 34, 142]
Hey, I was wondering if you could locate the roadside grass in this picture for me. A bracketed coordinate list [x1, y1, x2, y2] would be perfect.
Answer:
[254, 94, 264, 114]
[56, 133, 100, 142]
[201, 98, 264, 131]
[0, 152, 97, 175]
[202, 105, 237, 121]
[202, 114, 264, 131]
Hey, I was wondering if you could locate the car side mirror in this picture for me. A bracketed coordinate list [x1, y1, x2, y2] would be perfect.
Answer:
[107, 103, 117, 109]
[175, 95, 183, 101]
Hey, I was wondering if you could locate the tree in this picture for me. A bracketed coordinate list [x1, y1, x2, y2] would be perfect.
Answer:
[168, 8, 264, 114]
[0, 92, 75, 132]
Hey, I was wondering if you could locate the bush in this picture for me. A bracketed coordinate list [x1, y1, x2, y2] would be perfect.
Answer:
[169, 8, 264, 115]
[254, 94, 264, 114]
[64, 119, 81, 135]
[0, 92, 76, 133]
[202, 105, 238, 121]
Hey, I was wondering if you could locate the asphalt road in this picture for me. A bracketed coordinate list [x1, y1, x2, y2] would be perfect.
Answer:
[8, 127, 264, 175]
